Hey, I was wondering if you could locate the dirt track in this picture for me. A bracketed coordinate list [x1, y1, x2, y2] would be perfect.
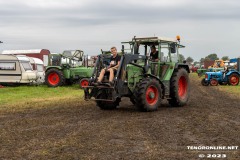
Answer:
[0, 77, 240, 159]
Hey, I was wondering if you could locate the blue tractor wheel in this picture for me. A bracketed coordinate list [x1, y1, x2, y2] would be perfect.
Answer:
[210, 79, 218, 86]
[201, 78, 209, 86]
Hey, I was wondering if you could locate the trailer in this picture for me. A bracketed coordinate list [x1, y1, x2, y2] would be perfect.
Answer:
[16, 55, 45, 84]
[2, 49, 50, 67]
[0, 55, 37, 84]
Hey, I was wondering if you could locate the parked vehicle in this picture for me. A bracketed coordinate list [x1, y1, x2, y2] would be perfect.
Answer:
[2, 49, 50, 67]
[197, 59, 225, 77]
[16, 55, 45, 84]
[0, 55, 37, 84]
[45, 50, 94, 87]
[201, 58, 240, 86]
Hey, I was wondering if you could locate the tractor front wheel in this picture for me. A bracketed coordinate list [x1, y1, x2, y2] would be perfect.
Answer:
[228, 73, 239, 86]
[45, 68, 65, 87]
[79, 78, 89, 89]
[210, 79, 219, 86]
[134, 78, 162, 112]
[169, 68, 189, 107]
[201, 78, 209, 86]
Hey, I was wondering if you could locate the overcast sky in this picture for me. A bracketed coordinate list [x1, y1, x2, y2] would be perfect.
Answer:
[1, 0, 240, 61]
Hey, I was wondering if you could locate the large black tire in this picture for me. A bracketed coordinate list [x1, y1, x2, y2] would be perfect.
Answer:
[45, 68, 65, 87]
[134, 77, 162, 112]
[201, 78, 209, 86]
[169, 68, 190, 107]
[96, 89, 120, 110]
[228, 73, 239, 86]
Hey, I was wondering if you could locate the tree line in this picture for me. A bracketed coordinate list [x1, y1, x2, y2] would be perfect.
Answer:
[179, 53, 230, 65]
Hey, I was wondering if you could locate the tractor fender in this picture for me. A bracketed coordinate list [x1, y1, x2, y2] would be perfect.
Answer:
[144, 73, 165, 98]
[226, 71, 240, 76]
[45, 66, 62, 72]
[175, 63, 190, 73]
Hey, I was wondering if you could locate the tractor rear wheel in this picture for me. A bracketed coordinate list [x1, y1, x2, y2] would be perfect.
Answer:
[45, 68, 65, 87]
[169, 68, 189, 107]
[96, 89, 120, 110]
[134, 77, 162, 112]
[201, 78, 209, 86]
[210, 79, 219, 86]
[228, 73, 239, 86]
[80, 78, 89, 89]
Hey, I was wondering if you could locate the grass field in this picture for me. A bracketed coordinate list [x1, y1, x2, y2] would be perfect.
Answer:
[0, 85, 84, 112]
[190, 73, 240, 96]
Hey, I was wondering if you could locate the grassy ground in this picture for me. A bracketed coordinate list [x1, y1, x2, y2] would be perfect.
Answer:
[0, 85, 84, 112]
[191, 72, 240, 96]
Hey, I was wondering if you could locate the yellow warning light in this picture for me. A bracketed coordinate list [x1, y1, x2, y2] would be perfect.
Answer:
[176, 35, 181, 41]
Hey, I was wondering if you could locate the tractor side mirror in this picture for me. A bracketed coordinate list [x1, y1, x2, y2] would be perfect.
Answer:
[121, 45, 124, 54]
[170, 43, 176, 53]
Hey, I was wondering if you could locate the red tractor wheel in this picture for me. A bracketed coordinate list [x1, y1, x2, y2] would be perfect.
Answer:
[228, 73, 239, 86]
[134, 78, 162, 112]
[48, 72, 60, 86]
[210, 79, 219, 86]
[80, 78, 89, 89]
[178, 76, 187, 99]
[145, 85, 159, 106]
[45, 68, 65, 87]
[169, 68, 189, 107]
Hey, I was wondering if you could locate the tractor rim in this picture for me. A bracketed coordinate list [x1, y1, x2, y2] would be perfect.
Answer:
[210, 79, 218, 86]
[80, 80, 89, 87]
[146, 85, 159, 105]
[178, 76, 187, 99]
[230, 75, 239, 85]
[48, 72, 60, 85]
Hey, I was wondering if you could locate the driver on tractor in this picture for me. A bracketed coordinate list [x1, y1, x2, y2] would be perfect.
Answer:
[94, 46, 121, 86]
[150, 45, 159, 61]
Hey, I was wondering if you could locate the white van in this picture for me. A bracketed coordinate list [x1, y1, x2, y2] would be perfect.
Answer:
[16, 56, 45, 84]
[0, 55, 37, 84]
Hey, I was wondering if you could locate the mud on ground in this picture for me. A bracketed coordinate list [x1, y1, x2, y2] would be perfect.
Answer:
[0, 77, 239, 159]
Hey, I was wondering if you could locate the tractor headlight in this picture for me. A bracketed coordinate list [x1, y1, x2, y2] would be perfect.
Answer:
[205, 74, 208, 80]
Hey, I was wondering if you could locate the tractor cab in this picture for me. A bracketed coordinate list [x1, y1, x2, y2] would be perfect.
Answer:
[121, 36, 187, 79]
[48, 50, 84, 68]
[84, 36, 190, 112]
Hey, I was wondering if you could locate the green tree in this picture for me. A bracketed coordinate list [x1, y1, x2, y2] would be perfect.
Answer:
[200, 58, 205, 64]
[186, 57, 194, 63]
[221, 56, 229, 61]
[205, 53, 219, 61]
[179, 54, 185, 63]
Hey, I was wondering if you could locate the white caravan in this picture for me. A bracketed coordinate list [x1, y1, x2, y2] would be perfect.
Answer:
[0, 55, 37, 84]
[16, 56, 45, 84]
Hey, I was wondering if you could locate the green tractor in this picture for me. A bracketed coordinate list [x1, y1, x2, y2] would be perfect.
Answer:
[45, 50, 94, 87]
[84, 36, 190, 111]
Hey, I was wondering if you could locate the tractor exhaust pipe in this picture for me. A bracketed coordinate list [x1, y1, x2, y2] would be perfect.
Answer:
[237, 58, 240, 72]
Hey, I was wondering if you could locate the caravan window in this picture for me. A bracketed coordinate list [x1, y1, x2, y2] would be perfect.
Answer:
[21, 62, 33, 71]
[0, 62, 16, 70]
[36, 64, 44, 72]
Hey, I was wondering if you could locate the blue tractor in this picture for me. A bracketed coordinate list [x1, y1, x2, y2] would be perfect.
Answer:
[201, 58, 240, 86]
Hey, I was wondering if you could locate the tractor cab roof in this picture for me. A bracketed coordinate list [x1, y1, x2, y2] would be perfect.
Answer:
[122, 36, 185, 48]
[62, 50, 84, 60]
